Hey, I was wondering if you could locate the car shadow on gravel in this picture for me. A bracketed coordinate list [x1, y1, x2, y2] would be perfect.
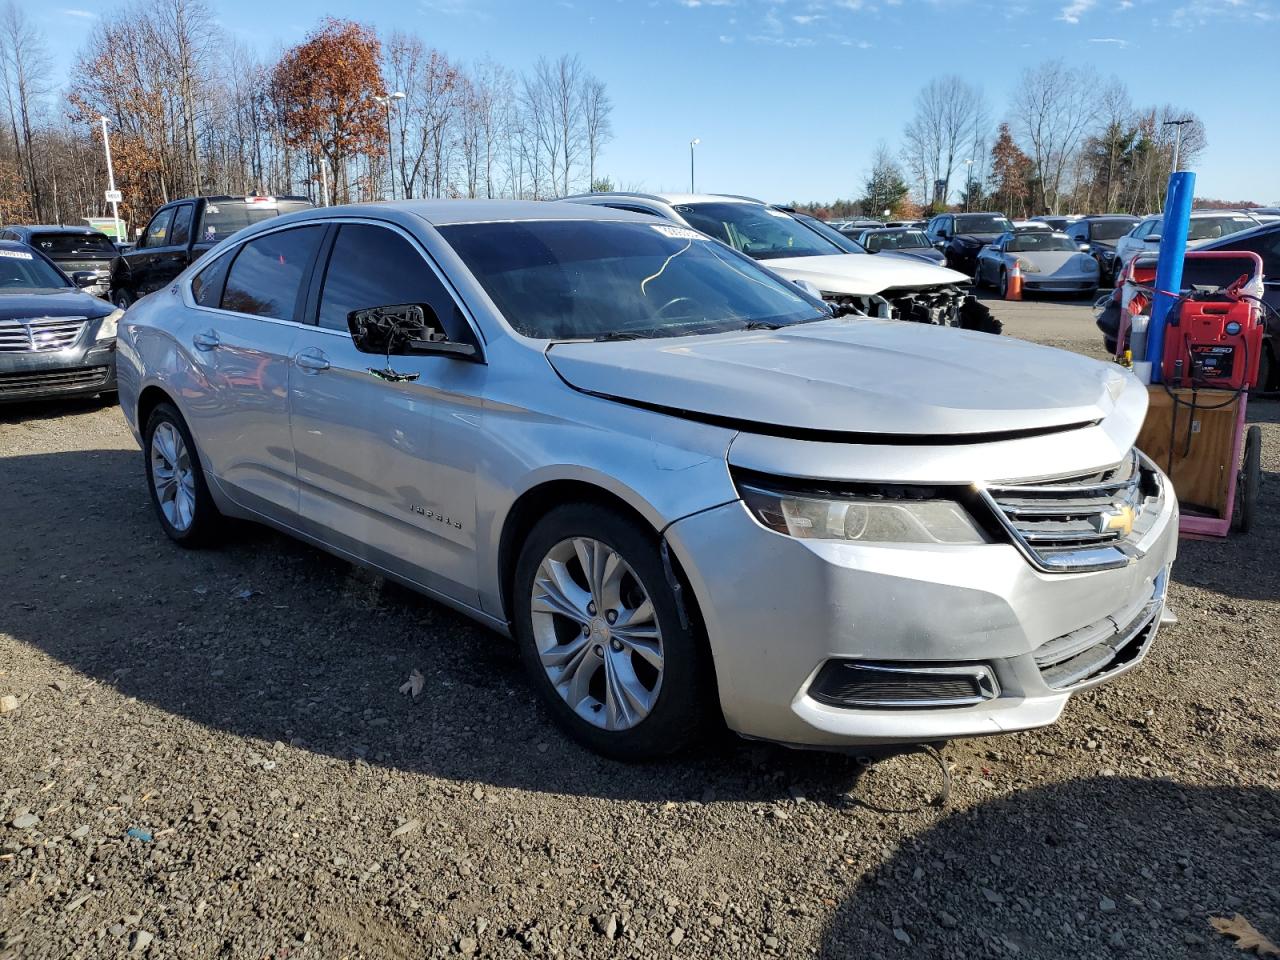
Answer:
[0, 395, 116, 424]
[819, 776, 1280, 959]
[1, 448, 873, 804]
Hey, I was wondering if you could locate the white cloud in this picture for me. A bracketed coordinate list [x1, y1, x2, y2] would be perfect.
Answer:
[60, 7, 95, 16]
[792, 13, 824, 23]
[1089, 35, 1130, 44]
[719, 33, 734, 41]
[1057, 0, 1096, 22]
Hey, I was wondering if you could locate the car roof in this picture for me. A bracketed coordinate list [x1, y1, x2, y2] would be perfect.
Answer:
[563, 191, 763, 207]
[859, 226, 916, 233]
[0, 239, 35, 251]
[241, 199, 664, 231]
[5, 225, 104, 235]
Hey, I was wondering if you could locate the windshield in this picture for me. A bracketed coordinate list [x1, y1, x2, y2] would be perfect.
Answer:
[1006, 234, 1079, 253]
[674, 202, 845, 260]
[0, 249, 70, 291]
[1090, 220, 1135, 242]
[1187, 216, 1257, 242]
[196, 199, 313, 244]
[792, 214, 865, 254]
[954, 214, 1013, 235]
[439, 220, 827, 340]
[863, 230, 930, 252]
[30, 233, 117, 258]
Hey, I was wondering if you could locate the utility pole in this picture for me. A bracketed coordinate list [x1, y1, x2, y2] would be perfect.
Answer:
[1163, 118, 1193, 175]
[963, 159, 975, 213]
[374, 92, 405, 200]
[99, 117, 122, 243]
[689, 138, 700, 193]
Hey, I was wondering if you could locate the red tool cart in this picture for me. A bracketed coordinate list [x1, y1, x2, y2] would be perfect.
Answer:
[1106, 251, 1266, 537]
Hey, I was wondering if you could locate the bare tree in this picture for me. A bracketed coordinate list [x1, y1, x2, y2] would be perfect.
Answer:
[1012, 60, 1098, 215]
[0, 2, 52, 219]
[900, 76, 988, 210]
[581, 75, 611, 190]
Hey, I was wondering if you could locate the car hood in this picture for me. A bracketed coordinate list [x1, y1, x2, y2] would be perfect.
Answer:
[547, 318, 1135, 437]
[0, 289, 113, 320]
[952, 233, 1004, 246]
[1017, 251, 1092, 274]
[761, 253, 968, 296]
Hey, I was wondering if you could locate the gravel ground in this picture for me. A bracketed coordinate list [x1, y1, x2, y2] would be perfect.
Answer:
[2, 300, 1278, 960]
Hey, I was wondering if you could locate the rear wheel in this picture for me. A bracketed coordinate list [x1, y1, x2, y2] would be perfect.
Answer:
[144, 402, 220, 546]
[512, 503, 712, 760]
[1237, 425, 1262, 533]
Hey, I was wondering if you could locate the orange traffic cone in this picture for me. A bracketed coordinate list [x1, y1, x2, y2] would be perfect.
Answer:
[1004, 262, 1023, 301]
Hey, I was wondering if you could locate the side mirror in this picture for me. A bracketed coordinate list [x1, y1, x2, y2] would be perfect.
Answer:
[933, 240, 947, 250]
[71, 271, 98, 288]
[348, 303, 477, 359]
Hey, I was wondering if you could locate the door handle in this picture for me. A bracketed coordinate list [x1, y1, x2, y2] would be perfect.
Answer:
[192, 330, 220, 351]
[294, 349, 330, 372]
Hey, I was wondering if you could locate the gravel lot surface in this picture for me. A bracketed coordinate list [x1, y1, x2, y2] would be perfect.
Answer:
[2, 298, 1278, 960]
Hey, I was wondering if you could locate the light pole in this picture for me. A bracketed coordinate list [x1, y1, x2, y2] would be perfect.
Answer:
[374, 92, 406, 200]
[963, 158, 975, 213]
[98, 117, 122, 244]
[689, 138, 700, 193]
[1163, 118, 1193, 175]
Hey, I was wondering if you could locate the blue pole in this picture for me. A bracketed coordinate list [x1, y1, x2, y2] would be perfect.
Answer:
[1145, 170, 1196, 381]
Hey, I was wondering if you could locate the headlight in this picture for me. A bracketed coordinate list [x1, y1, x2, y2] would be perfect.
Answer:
[739, 478, 989, 545]
[1015, 257, 1041, 274]
[1081, 256, 1099, 271]
[95, 308, 124, 341]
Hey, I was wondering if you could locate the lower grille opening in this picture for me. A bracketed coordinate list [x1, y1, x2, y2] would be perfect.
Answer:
[809, 660, 999, 709]
[0, 366, 110, 394]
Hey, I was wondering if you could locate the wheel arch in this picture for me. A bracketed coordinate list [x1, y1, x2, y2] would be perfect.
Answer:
[136, 383, 177, 434]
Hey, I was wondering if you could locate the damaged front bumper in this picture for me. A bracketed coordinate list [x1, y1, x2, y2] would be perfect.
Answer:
[823, 284, 1001, 334]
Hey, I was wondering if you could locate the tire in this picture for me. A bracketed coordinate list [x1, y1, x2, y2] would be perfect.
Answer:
[143, 402, 221, 547]
[998, 269, 1009, 299]
[512, 503, 713, 760]
[1237, 425, 1262, 533]
[112, 289, 133, 310]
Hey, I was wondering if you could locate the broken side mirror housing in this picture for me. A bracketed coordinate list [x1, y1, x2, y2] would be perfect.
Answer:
[348, 303, 477, 359]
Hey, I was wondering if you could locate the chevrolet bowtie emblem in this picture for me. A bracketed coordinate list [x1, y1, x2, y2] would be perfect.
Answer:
[1097, 504, 1136, 537]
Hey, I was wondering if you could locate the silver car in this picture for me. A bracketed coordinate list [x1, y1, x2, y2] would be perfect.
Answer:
[975, 231, 1100, 297]
[116, 201, 1178, 759]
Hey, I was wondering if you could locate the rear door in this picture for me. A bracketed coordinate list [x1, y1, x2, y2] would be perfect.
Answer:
[148, 202, 194, 291]
[182, 223, 327, 520]
[287, 220, 487, 606]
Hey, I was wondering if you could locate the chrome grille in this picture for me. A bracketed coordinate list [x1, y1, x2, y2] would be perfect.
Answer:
[981, 450, 1162, 572]
[0, 365, 109, 394]
[0, 317, 88, 353]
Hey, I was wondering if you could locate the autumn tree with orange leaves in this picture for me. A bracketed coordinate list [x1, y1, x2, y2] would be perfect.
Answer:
[271, 19, 386, 206]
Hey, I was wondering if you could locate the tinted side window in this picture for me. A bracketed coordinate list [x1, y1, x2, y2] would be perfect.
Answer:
[143, 209, 175, 248]
[317, 224, 471, 341]
[1224, 231, 1280, 280]
[191, 251, 233, 308]
[221, 226, 325, 321]
[170, 204, 194, 246]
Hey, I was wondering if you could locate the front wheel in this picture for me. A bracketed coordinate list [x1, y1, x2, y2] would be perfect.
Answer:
[998, 269, 1009, 299]
[512, 504, 713, 760]
[144, 402, 221, 546]
[112, 289, 133, 310]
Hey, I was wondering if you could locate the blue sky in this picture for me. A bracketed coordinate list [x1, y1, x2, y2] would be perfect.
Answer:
[39, 0, 1279, 204]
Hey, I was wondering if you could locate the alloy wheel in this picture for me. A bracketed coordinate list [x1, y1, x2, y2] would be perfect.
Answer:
[529, 537, 665, 731]
[150, 421, 197, 532]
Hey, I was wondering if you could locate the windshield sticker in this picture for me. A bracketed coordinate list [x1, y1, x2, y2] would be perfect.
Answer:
[0, 250, 33, 260]
[650, 224, 705, 242]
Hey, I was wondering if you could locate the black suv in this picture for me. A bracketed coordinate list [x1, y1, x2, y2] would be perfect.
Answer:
[1064, 215, 1139, 286]
[0, 225, 118, 298]
[924, 212, 1014, 275]
[110, 195, 312, 308]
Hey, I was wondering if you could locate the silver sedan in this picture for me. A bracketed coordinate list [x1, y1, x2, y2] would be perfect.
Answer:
[116, 201, 1176, 759]
[975, 231, 1100, 297]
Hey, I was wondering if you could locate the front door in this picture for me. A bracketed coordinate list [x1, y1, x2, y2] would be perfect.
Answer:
[182, 224, 327, 520]
[287, 221, 487, 607]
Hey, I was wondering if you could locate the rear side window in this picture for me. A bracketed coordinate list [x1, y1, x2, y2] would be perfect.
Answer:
[170, 205, 194, 246]
[220, 226, 325, 321]
[191, 252, 233, 308]
[317, 224, 471, 341]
